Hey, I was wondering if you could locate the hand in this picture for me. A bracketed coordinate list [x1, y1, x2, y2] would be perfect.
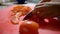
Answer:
[39, 0, 51, 3]
[33, 4, 60, 18]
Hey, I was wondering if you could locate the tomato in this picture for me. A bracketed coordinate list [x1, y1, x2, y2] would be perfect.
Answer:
[19, 20, 39, 34]
[11, 6, 31, 24]
[11, 16, 19, 24]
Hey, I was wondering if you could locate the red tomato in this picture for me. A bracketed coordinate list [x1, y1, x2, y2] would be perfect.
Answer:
[19, 20, 39, 34]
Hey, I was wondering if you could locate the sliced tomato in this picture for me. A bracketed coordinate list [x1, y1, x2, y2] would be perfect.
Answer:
[11, 6, 32, 24]
[11, 16, 19, 24]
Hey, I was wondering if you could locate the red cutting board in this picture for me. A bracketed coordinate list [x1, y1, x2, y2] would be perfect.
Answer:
[0, 5, 60, 34]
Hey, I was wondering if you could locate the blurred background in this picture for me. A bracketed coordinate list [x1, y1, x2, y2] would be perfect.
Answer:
[0, 0, 40, 9]
[0, 0, 60, 9]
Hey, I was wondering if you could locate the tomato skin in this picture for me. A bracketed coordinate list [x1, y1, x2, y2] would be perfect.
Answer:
[19, 20, 39, 34]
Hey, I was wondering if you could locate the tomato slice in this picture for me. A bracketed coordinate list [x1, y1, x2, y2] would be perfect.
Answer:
[19, 20, 39, 34]
[11, 6, 32, 24]
[11, 16, 19, 24]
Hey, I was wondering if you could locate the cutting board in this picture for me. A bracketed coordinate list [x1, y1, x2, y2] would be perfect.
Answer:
[0, 5, 60, 34]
